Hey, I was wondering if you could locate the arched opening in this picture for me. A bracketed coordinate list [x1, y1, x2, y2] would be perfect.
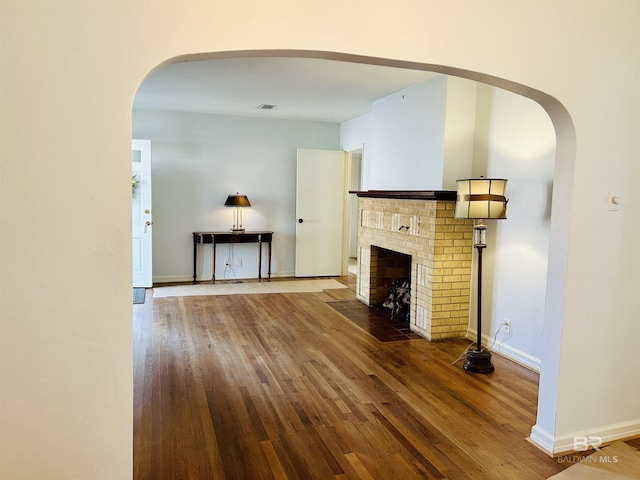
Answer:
[132, 49, 575, 456]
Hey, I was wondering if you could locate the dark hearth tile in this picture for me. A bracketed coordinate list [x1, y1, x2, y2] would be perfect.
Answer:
[327, 300, 423, 343]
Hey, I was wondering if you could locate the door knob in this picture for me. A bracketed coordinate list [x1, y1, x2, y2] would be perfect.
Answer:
[298, 218, 304, 223]
[144, 220, 153, 233]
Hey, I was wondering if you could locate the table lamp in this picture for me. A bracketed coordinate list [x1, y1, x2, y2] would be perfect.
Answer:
[224, 193, 251, 232]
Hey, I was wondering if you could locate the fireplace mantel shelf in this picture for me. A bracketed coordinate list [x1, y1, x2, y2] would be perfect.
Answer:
[350, 190, 457, 201]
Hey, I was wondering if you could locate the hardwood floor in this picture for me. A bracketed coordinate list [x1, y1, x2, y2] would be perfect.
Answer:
[132, 277, 625, 479]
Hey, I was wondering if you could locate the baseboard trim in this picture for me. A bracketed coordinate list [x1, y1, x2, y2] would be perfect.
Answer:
[466, 329, 541, 372]
[530, 420, 640, 456]
[153, 271, 294, 284]
[153, 275, 195, 284]
[529, 425, 555, 456]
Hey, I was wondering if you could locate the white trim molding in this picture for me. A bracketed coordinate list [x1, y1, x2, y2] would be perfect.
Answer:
[466, 329, 541, 372]
[153, 271, 294, 285]
[530, 420, 640, 456]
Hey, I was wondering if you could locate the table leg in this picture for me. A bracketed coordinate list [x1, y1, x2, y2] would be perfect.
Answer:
[212, 244, 216, 283]
[193, 241, 197, 284]
[267, 241, 272, 280]
[258, 240, 262, 281]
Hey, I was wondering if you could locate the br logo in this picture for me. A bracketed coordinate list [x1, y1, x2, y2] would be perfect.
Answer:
[573, 435, 603, 452]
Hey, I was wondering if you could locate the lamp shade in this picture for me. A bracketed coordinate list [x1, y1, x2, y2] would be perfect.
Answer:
[455, 178, 508, 219]
[224, 194, 251, 207]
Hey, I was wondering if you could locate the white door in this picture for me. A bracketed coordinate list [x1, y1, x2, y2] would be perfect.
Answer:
[132, 139, 152, 287]
[295, 148, 346, 277]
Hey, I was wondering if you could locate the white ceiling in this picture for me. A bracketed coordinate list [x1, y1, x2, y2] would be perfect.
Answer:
[133, 57, 440, 123]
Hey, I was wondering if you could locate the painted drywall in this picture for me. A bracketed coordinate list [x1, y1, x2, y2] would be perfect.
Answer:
[2, 1, 639, 477]
[132, 109, 340, 282]
[442, 76, 478, 190]
[470, 84, 556, 371]
[344, 77, 554, 371]
[368, 76, 448, 189]
[341, 114, 372, 189]
[343, 75, 476, 191]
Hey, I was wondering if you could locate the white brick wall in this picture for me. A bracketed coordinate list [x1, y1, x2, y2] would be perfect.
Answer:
[357, 197, 473, 340]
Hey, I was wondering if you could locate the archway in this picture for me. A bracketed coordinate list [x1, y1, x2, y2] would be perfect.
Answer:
[134, 49, 575, 453]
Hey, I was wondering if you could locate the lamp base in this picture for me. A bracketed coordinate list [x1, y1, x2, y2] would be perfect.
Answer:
[230, 227, 245, 233]
[463, 349, 494, 374]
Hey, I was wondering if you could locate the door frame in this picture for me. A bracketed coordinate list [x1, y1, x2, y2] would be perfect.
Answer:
[343, 144, 364, 276]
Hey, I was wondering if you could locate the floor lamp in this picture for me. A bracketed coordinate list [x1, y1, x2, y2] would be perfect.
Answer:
[455, 178, 508, 374]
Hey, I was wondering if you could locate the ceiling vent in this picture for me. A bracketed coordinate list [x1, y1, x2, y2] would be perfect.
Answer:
[257, 104, 277, 110]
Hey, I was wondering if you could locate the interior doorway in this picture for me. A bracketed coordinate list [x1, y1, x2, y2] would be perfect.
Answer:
[132, 139, 152, 288]
[345, 145, 363, 275]
[132, 50, 574, 455]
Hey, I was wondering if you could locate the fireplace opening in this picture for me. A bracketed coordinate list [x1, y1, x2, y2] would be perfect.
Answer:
[371, 246, 412, 322]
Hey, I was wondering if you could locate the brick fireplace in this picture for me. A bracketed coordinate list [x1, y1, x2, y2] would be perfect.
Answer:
[353, 191, 474, 340]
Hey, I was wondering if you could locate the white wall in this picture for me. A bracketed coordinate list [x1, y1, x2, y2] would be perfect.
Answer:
[341, 76, 448, 189]
[344, 78, 554, 371]
[471, 84, 556, 371]
[2, 1, 639, 477]
[341, 114, 372, 188]
[371, 76, 448, 189]
[442, 76, 478, 190]
[133, 109, 340, 281]
[343, 75, 480, 191]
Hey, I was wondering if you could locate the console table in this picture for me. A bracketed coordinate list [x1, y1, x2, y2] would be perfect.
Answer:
[192, 231, 273, 283]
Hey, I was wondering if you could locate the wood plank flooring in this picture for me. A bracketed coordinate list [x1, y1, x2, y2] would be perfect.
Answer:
[133, 278, 630, 479]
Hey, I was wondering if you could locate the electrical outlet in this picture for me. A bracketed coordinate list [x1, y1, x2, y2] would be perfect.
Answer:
[503, 319, 511, 335]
